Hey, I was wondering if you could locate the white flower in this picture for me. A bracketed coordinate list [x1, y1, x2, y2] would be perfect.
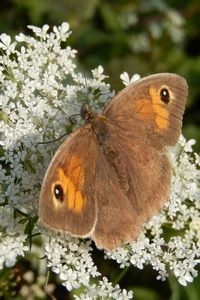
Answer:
[27, 24, 50, 38]
[0, 33, 16, 54]
[0, 234, 28, 269]
[120, 72, 141, 86]
[53, 22, 71, 40]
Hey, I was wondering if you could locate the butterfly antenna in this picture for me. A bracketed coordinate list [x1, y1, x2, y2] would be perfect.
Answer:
[37, 132, 70, 145]
[69, 113, 79, 125]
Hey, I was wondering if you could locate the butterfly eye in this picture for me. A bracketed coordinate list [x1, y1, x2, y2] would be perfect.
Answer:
[54, 184, 64, 202]
[160, 88, 170, 103]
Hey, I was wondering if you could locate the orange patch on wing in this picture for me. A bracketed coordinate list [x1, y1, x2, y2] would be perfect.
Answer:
[69, 156, 84, 186]
[149, 86, 171, 130]
[135, 100, 153, 120]
[55, 156, 85, 213]
[139, 101, 153, 115]
[75, 190, 85, 212]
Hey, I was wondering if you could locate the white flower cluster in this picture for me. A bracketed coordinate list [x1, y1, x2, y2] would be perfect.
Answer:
[0, 25, 112, 206]
[0, 23, 199, 299]
[0, 233, 28, 269]
[43, 232, 134, 298]
[0, 23, 112, 273]
[74, 277, 133, 299]
[44, 233, 100, 291]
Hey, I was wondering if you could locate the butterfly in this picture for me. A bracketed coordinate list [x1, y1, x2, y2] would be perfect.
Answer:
[39, 73, 188, 250]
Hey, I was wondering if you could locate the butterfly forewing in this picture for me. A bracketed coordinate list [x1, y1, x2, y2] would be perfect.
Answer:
[39, 125, 98, 237]
[103, 73, 188, 148]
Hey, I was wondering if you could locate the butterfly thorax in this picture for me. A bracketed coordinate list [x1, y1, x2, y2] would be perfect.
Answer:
[80, 104, 109, 143]
[80, 104, 96, 122]
[81, 105, 131, 193]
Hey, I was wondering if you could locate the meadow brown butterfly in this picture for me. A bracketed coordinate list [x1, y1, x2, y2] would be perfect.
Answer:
[39, 73, 188, 250]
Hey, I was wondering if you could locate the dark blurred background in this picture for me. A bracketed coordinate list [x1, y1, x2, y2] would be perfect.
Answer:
[0, 1, 199, 299]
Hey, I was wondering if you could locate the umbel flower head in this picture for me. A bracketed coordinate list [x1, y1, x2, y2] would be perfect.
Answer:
[0, 23, 199, 298]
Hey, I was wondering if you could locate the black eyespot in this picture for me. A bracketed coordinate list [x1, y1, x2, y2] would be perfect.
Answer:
[160, 88, 170, 103]
[54, 184, 64, 202]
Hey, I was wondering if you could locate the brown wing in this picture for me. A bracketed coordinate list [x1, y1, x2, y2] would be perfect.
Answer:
[39, 125, 98, 237]
[91, 130, 171, 250]
[91, 73, 188, 249]
[103, 73, 188, 149]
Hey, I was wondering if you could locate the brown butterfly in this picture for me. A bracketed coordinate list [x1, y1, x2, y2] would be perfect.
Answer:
[39, 73, 188, 250]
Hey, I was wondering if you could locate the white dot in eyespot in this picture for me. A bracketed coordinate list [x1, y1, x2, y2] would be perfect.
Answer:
[54, 184, 64, 202]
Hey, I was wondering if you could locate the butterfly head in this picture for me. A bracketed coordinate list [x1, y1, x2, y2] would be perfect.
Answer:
[80, 104, 96, 123]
